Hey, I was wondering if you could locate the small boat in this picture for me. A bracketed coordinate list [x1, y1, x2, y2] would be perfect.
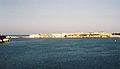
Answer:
[0, 35, 10, 42]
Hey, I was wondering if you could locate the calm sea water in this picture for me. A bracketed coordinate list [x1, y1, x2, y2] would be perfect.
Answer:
[0, 38, 120, 69]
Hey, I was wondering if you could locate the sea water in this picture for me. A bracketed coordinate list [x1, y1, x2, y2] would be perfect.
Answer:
[0, 38, 120, 69]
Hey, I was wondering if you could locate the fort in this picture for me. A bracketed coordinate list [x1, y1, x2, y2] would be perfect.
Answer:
[29, 32, 120, 38]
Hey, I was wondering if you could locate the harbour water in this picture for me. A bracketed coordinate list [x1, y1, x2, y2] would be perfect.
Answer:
[0, 38, 120, 69]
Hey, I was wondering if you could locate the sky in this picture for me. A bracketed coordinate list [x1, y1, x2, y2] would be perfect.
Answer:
[0, 0, 120, 35]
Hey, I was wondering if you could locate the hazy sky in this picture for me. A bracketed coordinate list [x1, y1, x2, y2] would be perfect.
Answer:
[0, 0, 120, 34]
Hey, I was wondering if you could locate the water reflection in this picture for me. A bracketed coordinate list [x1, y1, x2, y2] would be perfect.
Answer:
[0, 42, 8, 46]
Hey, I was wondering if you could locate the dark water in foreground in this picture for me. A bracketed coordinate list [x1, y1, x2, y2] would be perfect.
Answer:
[0, 38, 120, 69]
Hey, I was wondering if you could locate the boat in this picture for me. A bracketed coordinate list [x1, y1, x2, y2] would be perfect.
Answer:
[0, 35, 9, 42]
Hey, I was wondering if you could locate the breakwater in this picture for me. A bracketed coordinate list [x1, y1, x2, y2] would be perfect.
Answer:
[8, 35, 29, 38]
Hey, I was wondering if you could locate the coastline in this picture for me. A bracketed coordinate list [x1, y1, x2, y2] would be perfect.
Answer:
[7, 32, 120, 38]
